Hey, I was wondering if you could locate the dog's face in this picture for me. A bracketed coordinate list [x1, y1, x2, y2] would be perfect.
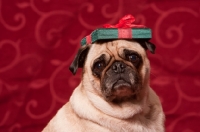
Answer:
[70, 40, 155, 104]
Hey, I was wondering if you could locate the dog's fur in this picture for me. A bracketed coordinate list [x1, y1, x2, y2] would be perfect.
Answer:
[43, 40, 165, 132]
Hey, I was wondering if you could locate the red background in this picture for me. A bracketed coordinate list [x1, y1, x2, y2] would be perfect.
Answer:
[0, 0, 200, 131]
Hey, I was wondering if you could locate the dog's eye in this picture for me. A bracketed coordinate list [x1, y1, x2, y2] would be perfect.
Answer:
[127, 54, 138, 62]
[94, 61, 105, 70]
[124, 49, 142, 68]
[92, 61, 106, 77]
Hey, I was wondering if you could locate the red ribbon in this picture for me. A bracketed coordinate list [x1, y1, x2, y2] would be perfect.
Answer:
[103, 14, 145, 28]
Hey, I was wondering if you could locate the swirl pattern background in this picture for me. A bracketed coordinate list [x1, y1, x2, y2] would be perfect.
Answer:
[0, 0, 200, 131]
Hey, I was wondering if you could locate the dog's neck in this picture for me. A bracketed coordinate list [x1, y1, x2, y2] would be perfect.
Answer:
[70, 82, 150, 120]
[86, 85, 150, 119]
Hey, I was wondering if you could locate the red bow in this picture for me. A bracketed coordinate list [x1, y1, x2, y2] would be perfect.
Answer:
[103, 14, 145, 28]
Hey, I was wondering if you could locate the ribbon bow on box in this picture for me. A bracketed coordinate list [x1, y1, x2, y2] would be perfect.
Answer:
[103, 14, 146, 28]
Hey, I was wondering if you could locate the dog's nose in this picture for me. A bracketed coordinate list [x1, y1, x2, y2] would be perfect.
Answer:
[112, 61, 126, 73]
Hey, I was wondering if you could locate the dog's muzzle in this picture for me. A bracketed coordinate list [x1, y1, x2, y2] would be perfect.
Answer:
[101, 61, 140, 102]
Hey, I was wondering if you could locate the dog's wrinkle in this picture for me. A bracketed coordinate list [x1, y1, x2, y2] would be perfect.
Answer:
[105, 70, 112, 77]
[105, 41, 120, 61]
[105, 43, 114, 57]
[128, 72, 135, 85]
[144, 104, 155, 120]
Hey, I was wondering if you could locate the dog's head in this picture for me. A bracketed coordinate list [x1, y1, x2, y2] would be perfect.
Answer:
[69, 39, 155, 104]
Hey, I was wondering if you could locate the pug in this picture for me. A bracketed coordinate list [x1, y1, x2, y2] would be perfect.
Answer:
[42, 39, 165, 132]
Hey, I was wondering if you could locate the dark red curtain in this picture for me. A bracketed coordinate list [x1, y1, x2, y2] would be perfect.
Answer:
[0, 0, 200, 131]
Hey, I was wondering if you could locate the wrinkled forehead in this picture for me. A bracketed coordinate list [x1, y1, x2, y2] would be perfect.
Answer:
[88, 40, 146, 59]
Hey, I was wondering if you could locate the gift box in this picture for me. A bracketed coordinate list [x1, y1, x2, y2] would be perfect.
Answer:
[80, 14, 153, 46]
[81, 28, 151, 46]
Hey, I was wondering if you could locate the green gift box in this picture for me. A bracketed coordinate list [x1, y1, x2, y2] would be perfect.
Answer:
[81, 28, 152, 46]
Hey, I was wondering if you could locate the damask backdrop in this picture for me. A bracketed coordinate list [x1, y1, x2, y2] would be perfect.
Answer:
[0, 0, 200, 131]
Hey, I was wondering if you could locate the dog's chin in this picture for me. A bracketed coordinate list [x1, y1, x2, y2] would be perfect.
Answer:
[105, 80, 137, 104]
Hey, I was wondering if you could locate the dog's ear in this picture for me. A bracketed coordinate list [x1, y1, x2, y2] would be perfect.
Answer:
[135, 40, 156, 54]
[145, 41, 156, 54]
[69, 45, 90, 75]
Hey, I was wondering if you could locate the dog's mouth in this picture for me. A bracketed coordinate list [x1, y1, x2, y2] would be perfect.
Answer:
[104, 79, 137, 103]
[112, 79, 133, 96]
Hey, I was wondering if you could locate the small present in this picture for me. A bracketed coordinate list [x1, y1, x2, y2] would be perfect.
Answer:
[81, 28, 151, 46]
[80, 14, 152, 46]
